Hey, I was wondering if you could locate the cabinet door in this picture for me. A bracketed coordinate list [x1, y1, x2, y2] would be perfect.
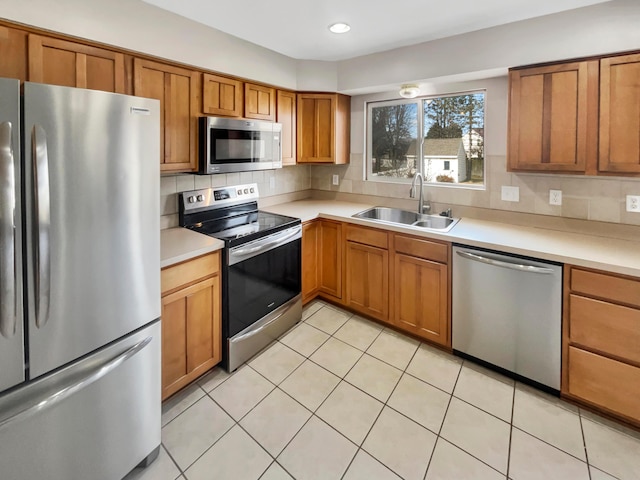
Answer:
[508, 61, 598, 173]
[302, 221, 320, 303]
[319, 220, 342, 299]
[202, 73, 243, 117]
[600, 53, 640, 174]
[0, 25, 28, 82]
[277, 90, 297, 165]
[28, 34, 125, 93]
[393, 253, 449, 346]
[161, 276, 220, 400]
[134, 58, 198, 172]
[345, 241, 388, 322]
[245, 83, 276, 121]
[297, 94, 335, 163]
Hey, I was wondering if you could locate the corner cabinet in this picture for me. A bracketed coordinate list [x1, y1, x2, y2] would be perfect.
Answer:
[302, 219, 342, 304]
[28, 34, 126, 93]
[297, 93, 350, 164]
[563, 266, 640, 426]
[508, 61, 598, 173]
[161, 252, 222, 400]
[344, 224, 389, 322]
[133, 58, 199, 173]
[392, 234, 451, 347]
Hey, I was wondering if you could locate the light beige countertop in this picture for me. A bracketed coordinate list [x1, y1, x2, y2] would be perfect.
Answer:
[263, 200, 640, 278]
[161, 227, 224, 269]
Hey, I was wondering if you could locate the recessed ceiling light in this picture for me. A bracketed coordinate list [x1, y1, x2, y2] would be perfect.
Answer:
[329, 22, 351, 34]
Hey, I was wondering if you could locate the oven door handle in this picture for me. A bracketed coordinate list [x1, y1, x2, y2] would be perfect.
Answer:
[229, 225, 301, 264]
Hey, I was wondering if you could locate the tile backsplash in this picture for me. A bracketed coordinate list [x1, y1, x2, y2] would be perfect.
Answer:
[160, 166, 311, 229]
[309, 154, 640, 227]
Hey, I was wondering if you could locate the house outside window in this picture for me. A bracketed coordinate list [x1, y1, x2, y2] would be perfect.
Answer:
[366, 91, 485, 187]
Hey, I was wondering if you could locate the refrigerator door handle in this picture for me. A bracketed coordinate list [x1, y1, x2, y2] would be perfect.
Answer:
[32, 125, 51, 328]
[0, 121, 16, 338]
[0, 336, 152, 431]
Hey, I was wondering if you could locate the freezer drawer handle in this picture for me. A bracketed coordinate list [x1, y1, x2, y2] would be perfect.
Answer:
[455, 250, 555, 274]
[0, 121, 16, 338]
[32, 125, 51, 328]
[0, 336, 152, 431]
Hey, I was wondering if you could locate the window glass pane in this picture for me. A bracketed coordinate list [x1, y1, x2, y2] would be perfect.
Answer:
[423, 92, 484, 185]
[369, 103, 418, 180]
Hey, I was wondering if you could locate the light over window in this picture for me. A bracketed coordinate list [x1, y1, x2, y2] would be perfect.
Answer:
[367, 91, 485, 187]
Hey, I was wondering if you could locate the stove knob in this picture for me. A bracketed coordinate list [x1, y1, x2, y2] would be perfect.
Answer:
[188, 196, 196, 203]
[197, 194, 204, 202]
[237, 189, 242, 195]
[250, 187, 255, 193]
[244, 188, 249, 194]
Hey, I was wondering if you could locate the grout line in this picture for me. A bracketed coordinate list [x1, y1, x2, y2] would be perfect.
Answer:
[505, 379, 516, 479]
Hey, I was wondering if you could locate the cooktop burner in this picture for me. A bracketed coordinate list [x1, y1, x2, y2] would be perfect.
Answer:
[179, 183, 301, 247]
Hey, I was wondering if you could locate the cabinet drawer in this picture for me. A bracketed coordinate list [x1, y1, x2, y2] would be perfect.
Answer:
[571, 268, 640, 308]
[569, 294, 640, 364]
[161, 252, 220, 295]
[394, 234, 448, 264]
[345, 224, 388, 249]
[568, 346, 640, 421]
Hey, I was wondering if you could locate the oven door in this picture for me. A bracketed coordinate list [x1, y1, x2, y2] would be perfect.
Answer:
[225, 226, 302, 370]
[202, 117, 282, 174]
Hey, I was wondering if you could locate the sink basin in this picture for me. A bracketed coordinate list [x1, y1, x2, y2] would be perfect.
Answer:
[352, 206, 460, 233]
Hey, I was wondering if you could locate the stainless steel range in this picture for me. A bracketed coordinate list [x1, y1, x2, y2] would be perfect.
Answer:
[179, 183, 302, 372]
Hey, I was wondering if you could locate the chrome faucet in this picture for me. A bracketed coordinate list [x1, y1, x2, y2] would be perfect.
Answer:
[409, 173, 431, 214]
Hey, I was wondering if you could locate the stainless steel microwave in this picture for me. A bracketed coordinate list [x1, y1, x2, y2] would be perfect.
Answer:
[199, 116, 282, 174]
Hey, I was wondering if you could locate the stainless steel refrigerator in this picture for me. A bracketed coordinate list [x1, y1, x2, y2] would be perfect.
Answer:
[0, 78, 161, 480]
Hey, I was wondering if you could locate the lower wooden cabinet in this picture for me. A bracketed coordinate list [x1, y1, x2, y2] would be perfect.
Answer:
[563, 265, 640, 425]
[302, 219, 342, 304]
[344, 225, 389, 322]
[161, 252, 221, 400]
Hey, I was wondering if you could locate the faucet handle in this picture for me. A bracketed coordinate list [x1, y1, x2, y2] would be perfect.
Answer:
[422, 201, 432, 214]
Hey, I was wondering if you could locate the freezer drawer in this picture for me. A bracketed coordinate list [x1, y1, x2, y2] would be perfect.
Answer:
[452, 246, 562, 391]
[0, 321, 161, 480]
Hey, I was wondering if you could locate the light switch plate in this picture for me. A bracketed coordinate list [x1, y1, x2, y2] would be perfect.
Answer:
[332, 174, 339, 186]
[627, 195, 640, 212]
[549, 190, 562, 206]
[501, 186, 520, 202]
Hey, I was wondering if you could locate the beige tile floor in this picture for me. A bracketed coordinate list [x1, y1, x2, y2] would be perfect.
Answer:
[126, 300, 640, 480]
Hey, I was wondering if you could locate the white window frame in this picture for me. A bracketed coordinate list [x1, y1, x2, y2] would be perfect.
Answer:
[365, 90, 486, 190]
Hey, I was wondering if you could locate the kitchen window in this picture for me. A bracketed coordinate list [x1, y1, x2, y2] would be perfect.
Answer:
[366, 91, 485, 187]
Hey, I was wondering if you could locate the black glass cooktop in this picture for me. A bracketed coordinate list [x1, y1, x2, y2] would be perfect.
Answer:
[187, 210, 300, 247]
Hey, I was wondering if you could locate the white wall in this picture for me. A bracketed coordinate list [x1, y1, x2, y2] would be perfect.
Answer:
[0, 0, 299, 88]
[336, 0, 640, 94]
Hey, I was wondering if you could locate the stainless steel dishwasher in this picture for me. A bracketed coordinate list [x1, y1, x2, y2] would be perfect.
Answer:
[452, 245, 562, 392]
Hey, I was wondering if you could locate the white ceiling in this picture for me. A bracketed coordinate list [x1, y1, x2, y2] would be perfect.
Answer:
[142, 0, 611, 61]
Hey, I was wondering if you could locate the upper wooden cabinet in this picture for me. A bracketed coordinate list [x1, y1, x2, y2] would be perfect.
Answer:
[599, 53, 640, 174]
[134, 58, 199, 172]
[28, 34, 126, 93]
[508, 61, 598, 173]
[202, 73, 243, 117]
[245, 83, 276, 121]
[277, 90, 297, 166]
[0, 26, 27, 82]
[297, 93, 350, 164]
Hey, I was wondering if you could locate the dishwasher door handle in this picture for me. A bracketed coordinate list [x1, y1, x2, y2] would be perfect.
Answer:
[456, 250, 556, 274]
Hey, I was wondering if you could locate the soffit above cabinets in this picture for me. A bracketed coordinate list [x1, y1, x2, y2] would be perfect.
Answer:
[141, 0, 610, 61]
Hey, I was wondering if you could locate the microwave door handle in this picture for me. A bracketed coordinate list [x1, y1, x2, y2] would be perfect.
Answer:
[32, 125, 51, 328]
[0, 121, 16, 338]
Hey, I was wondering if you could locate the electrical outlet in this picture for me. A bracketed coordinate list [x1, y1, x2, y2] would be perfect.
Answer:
[627, 195, 640, 212]
[332, 174, 339, 186]
[501, 186, 520, 202]
[549, 190, 562, 206]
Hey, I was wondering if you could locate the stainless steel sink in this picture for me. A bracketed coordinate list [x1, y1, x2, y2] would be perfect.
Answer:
[352, 206, 460, 232]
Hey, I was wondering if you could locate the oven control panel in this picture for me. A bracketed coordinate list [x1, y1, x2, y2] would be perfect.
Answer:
[180, 183, 260, 212]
